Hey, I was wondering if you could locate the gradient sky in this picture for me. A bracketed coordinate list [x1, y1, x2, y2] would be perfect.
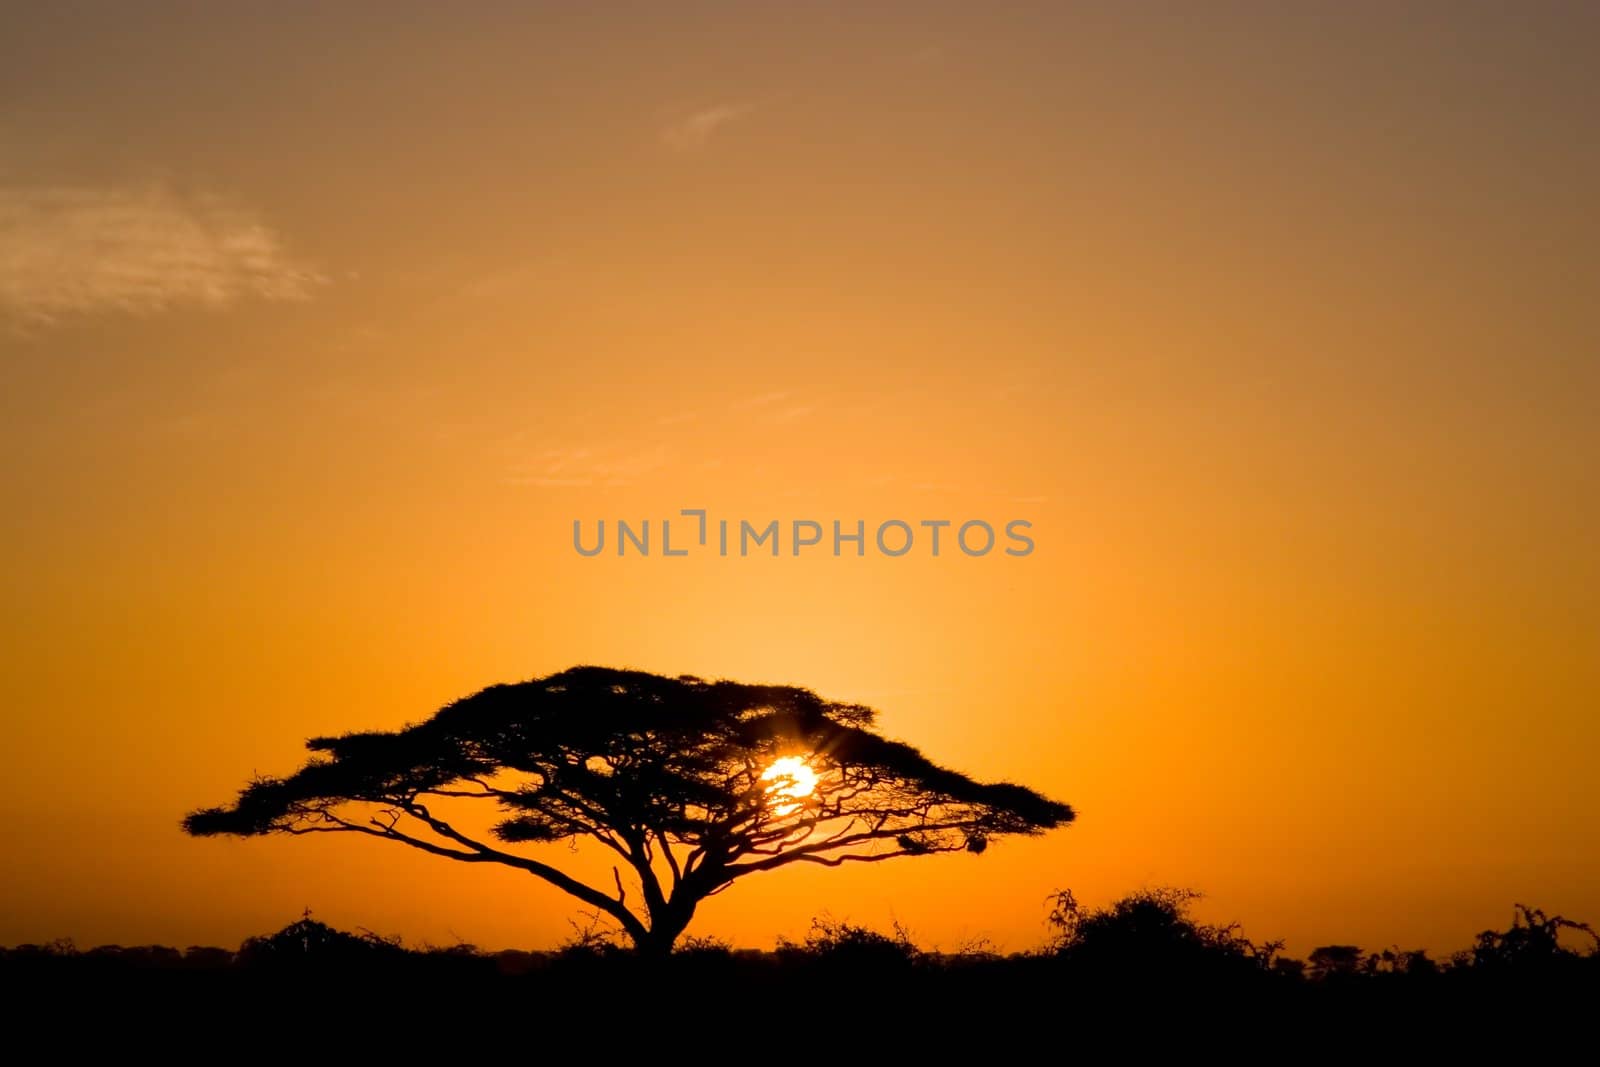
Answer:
[2, 2, 1596, 957]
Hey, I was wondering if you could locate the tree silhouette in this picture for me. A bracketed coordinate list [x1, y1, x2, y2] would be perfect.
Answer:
[184, 666, 1073, 954]
[1306, 944, 1364, 981]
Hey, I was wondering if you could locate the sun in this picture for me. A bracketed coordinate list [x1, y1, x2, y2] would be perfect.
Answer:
[761, 755, 818, 815]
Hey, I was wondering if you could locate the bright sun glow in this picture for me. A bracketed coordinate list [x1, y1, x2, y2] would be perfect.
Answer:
[761, 755, 818, 815]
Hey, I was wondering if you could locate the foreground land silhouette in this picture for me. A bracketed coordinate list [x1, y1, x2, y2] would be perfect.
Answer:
[10, 890, 1595, 1014]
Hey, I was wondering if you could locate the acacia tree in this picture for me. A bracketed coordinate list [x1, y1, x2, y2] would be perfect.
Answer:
[184, 666, 1073, 955]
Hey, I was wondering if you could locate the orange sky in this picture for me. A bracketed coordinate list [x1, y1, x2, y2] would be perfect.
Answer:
[2, 3, 1597, 957]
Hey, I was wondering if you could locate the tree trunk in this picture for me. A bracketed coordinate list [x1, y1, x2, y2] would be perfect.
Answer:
[634, 901, 696, 958]
[634, 931, 676, 959]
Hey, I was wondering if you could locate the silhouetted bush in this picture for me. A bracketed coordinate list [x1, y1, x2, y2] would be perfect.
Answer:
[1472, 904, 1599, 977]
[234, 917, 405, 972]
[1044, 887, 1283, 987]
[777, 916, 921, 973]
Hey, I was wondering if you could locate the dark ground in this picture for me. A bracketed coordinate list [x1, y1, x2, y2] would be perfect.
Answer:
[5, 891, 1595, 1047]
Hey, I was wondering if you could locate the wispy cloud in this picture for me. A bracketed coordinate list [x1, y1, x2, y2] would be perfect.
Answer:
[660, 102, 755, 152]
[506, 444, 673, 489]
[729, 389, 814, 424]
[0, 183, 324, 325]
[733, 389, 791, 411]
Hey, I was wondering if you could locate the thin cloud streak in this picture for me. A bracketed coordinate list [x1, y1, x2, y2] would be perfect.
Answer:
[0, 183, 324, 325]
[660, 102, 755, 151]
[507, 444, 673, 489]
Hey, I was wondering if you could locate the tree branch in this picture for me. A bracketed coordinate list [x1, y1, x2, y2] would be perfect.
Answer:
[292, 803, 650, 944]
[719, 819, 976, 880]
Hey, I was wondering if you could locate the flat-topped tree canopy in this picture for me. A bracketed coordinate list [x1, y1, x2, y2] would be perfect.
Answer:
[185, 665, 1074, 953]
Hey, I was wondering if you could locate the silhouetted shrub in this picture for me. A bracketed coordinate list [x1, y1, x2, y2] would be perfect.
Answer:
[1307, 944, 1365, 982]
[1046, 887, 1280, 985]
[783, 916, 919, 969]
[1471, 904, 1599, 985]
[235, 917, 403, 972]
